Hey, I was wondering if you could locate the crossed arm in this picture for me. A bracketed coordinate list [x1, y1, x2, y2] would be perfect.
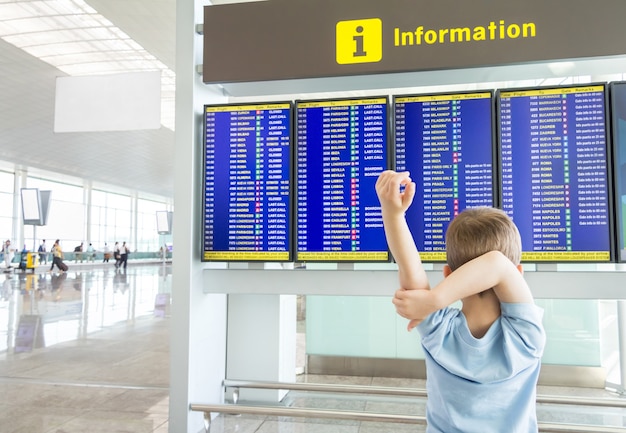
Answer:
[376, 170, 534, 328]
[392, 251, 534, 328]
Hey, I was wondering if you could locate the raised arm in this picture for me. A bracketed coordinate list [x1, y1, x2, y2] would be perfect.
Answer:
[375, 170, 429, 291]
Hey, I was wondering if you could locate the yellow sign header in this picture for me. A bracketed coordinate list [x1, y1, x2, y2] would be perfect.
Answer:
[298, 251, 389, 261]
[395, 92, 491, 104]
[205, 103, 290, 113]
[500, 85, 604, 99]
[204, 251, 290, 261]
[521, 251, 610, 262]
[297, 98, 387, 109]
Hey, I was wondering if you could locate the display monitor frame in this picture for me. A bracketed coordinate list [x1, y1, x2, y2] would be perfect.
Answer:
[20, 188, 42, 225]
[201, 101, 294, 262]
[392, 90, 498, 263]
[156, 211, 173, 235]
[496, 83, 615, 263]
[294, 96, 392, 263]
[609, 81, 626, 262]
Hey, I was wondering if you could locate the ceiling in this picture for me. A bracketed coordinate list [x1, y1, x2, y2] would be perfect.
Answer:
[0, 0, 177, 199]
[3, 0, 625, 202]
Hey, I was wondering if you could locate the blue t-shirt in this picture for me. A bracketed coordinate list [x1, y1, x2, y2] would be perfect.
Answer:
[417, 302, 545, 433]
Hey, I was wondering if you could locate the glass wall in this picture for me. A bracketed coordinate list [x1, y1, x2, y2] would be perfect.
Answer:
[26, 176, 85, 252]
[0, 165, 170, 259]
[136, 198, 164, 253]
[91, 189, 132, 252]
[306, 295, 621, 386]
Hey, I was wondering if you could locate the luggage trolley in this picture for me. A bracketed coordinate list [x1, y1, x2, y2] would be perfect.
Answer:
[21, 251, 38, 273]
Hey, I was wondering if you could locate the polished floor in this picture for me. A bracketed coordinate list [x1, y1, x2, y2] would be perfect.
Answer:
[1, 263, 625, 433]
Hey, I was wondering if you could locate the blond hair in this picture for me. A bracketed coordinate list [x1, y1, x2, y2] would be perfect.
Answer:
[445, 207, 521, 272]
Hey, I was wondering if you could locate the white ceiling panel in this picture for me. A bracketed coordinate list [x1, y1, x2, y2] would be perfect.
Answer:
[0, 0, 176, 198]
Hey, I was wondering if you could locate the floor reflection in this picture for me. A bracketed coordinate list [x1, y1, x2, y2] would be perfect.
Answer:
[0, 265, 171, 356]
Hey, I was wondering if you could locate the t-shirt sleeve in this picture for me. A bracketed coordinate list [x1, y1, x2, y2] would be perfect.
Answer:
[416, 307, 459, 356]
[500, 302, 546, 358]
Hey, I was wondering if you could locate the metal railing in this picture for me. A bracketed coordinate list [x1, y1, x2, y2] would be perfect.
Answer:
[223, 379, 626, 408]
[189, 379, 626, 432]
[190, 403, 626, 433]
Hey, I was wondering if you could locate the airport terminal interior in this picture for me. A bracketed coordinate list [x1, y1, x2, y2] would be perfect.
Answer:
[2, 1, 626, 433]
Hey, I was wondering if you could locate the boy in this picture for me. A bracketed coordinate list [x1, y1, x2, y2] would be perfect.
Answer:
[375, 170, 545, 433]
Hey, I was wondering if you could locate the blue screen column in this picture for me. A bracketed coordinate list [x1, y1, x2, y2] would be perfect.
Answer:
[296, 98, 389, 262]
[498, 86, 611, 261]
[202, 103, 292, 261]
[395, 92, 495, 261]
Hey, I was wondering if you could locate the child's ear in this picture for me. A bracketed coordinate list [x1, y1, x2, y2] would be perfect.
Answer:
[443, 265, 452, 277]
[517, 264, 524, 275]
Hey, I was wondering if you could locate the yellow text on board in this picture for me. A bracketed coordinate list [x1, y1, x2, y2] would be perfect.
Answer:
[394, 20, 536, 46]
[335, 17, 537, 65]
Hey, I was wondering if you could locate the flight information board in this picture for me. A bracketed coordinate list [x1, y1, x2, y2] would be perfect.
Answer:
[202, 102, 292, 261]
[394, 92, 496, 261]
[610, 82, 626, 261]
[498, 85, 613, 262]
[296, 97, 390, 262]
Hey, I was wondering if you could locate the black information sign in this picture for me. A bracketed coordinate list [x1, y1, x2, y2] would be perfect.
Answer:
[202, 102, 292, 261]
[296, 97, 390, 262]
[394, 92, 496, 261]
[497, 85, 613, 262]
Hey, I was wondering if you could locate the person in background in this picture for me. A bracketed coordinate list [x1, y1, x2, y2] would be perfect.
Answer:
[38, 239, 47, 265]
[103, 243, 111, 263]
[376, 170, 546, 433]
[120, 241, 129, 269]
[74, 242, 84, 263]
[2, 240, 12, 271]
[86, 243, 96, 262]
[18, 244, 28, 271]
[114, 242, 121, 268]
[50, 239, 66, 273]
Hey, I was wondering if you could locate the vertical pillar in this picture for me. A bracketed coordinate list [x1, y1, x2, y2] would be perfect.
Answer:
[84, 181, 92, 245]
[617, 300, 626, 393]
[170, 1, 229, 432]
[13, 169, 26, 249]
[79, 273, 89, 339]
[227, 293, 296, 402]
[131, 193, 138, 251]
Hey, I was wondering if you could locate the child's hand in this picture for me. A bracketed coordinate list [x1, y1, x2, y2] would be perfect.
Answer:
[375, 170, 416, 215]
[392, 287, 441, 330]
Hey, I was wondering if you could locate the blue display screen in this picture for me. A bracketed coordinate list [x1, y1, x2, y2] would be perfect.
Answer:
[296, 98, 390, 262]
[498, 85, 612, 262]
[394, 92, 495, 261]
[202, 103, 292, 261]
